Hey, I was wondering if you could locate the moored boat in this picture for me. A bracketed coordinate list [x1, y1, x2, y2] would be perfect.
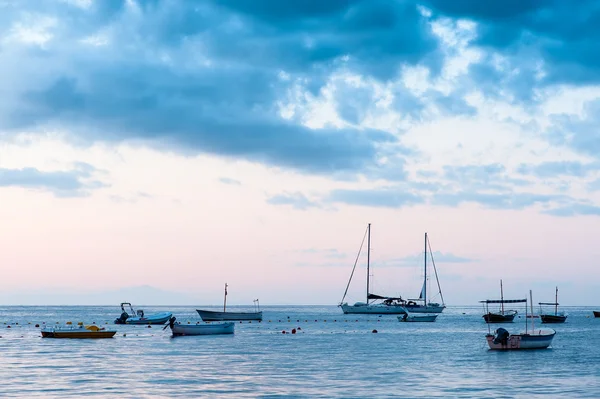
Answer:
[480, 280, 522, 323]
[196, 284, 263, 321]
[339, 226, 445, 315]
[485, 290, 556, 350]
[593, 311, 600, 318]
[539, 287, 567, 324]
[398, 313, 438, 322]
[114, 302, 172, 325]
[164, 317, 235, 336]
[41, 325, 117, 339]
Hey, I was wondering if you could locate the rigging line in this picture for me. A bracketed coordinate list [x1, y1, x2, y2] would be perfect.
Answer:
[340, 224, 369, 305]
[427, 235, 445, 305]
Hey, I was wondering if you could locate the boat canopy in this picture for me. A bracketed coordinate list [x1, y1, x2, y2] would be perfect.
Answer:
[367, 293, 403, 301]
[539, 302, 559, 305]
[479, 299, 527, 304]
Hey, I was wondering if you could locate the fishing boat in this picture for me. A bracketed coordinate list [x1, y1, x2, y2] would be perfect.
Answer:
[485, 290, 556, 350]
[539, 287, 567, 324]
[480, 280, 520, 323]
[398, 312, 438, 322]
[164, 317, 234, 336]
[114, 302, 172, 325]
[339, 225, 445, 315]
[196, 284, 263, 321]
[41, 324, 117, 339]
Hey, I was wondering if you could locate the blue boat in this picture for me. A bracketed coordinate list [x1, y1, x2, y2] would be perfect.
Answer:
[114, 302, 172, 325]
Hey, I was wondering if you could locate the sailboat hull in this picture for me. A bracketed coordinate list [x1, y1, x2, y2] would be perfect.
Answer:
[540, 314, 567, 323]
[404, 304, 445, 314]
[483, 312, 517, 323]
[340, 303, 406, 314]
[196, 309, 263, 321]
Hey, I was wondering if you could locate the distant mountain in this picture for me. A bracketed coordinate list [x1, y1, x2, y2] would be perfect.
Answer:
[0, 285, 197, 306]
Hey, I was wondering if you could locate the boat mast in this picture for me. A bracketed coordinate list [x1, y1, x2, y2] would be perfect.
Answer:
[500, 280, 504, 315]
[530, 290, 534, 332]
[555, 286, 558, 316]
[223, 283, 228, 312]
[424, 232, 427, 305]
[366, 223, 371, 304]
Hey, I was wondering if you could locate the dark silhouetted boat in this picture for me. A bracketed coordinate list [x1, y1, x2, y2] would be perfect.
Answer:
[539, 286, 567, 324]
[196, 283, 262, 321]
[480, 280, 523, 323]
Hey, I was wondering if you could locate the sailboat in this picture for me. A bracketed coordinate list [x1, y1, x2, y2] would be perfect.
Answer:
[480, 280, 521, 323]
[485, 290, 556, 350]
[539, 286, 567, 323]
[339, 223, 406, 314]
[402, 232, 445, 313]
[196, 283, 263, 321]
[339, 226, 445, 315]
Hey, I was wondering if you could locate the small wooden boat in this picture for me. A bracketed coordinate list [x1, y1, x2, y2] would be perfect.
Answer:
[114, 302, 172, 325]
[486, 328, 556, 350]
[398, 313, 437, 322]
[197, 283, 263, 321]
[164, 317, 234, 336]
[41, 325, 117, 339]
[485, 290, 556, 350]
[480, 280, 523, 323]
[539, 287, 567, 324]
[593, 311, 600, 318]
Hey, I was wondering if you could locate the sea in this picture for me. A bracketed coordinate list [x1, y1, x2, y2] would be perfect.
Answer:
[1, 305, 599, 398]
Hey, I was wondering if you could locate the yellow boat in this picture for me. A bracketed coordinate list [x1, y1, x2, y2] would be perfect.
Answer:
[41, 324, 117, 339]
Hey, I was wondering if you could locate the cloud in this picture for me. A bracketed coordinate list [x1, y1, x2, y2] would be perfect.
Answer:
[0, 163, 105, 197]
[424, 0, 600, 87]
[218, 177, 241, 186]
[328, 187, 423, 208]
[266, 192, 319, 210]
[0, 0, 438, 179]
[543, 203, 600, 217]
[517, 161, 600, 178]
[382, 251, 474, 267]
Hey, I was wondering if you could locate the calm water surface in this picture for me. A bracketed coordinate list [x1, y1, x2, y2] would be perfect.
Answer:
[1, 305, 599, 398]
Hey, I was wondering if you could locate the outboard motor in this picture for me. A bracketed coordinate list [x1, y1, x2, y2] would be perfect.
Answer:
[114, 312, 129, 324]
[493, 328, 510, 345]
[163, 316, 177, 331]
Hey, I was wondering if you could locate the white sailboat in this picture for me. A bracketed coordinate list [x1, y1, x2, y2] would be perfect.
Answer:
[340, 223, 406, 314]
[402, 232, 446, 314]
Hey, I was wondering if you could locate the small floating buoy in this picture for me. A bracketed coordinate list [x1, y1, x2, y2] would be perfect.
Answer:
[282, 330, 286, 334]
[123, 334, 126, 337]
[372, 329, 378, 333]
[35, 324, 39, 328]
[7, 325, 11, 329]
[291, 328, 296, 334]
[66, 321, 72, 325]
[297, 327, 301, 330]
[78, 322, 83, 326]
[147, 325, 152, 328]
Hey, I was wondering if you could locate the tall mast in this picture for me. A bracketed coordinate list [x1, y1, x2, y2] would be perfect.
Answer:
[500, 280, 504, 314]
[223, 283, 228, 312]
[530, 290, 534, 332]
[424, 232, 428, 305]
[555, 286, 558, 315]
[366, 223, 371, 304]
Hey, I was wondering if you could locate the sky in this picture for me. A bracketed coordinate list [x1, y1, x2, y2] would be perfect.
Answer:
[1, 0, 600, 306]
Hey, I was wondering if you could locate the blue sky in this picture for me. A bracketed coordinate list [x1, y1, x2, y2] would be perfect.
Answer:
[1, 0, 599, 305]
